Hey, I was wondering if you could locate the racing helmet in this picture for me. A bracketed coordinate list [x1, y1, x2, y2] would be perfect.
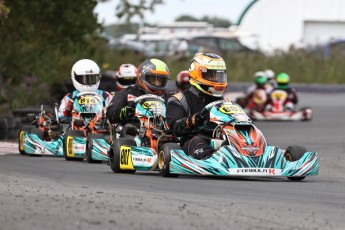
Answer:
[137, 59, 170, 96]
[264, 69, 275, 81]
[176, 70, 190, 91]
[276, 72, 290, 89]
[189, 53, 228, 97]
[254, 71, 267, 88]
[115, 64, 137, 90]
[71, 59, 101, 93]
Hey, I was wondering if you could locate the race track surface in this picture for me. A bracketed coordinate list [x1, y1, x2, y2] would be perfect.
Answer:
[0, 93, 344, 230]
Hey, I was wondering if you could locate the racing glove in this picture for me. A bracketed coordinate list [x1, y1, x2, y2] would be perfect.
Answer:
[120, 106, 134, 121]
[185, 113, 205, 128]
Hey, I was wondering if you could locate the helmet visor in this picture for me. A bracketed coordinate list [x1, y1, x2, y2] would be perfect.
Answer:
[202, 69, 227, 83]
[75, 74, 100, 86]
[117, 77, 136, 86]
[145, 74, 168, 88]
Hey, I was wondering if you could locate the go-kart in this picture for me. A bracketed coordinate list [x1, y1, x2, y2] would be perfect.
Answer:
[108, 94, 176, 174]
[235, 88, 268, 113]
[63, 92, 110, 162]
[18, 104, 64, 156]
[157, 100, 318, 181]
[250, 89, 312, 121]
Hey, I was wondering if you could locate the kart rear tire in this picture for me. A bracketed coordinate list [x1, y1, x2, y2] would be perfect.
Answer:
[109, 138, 136, 174]
[158, 143, 181, 177]
[18, 125, 33, 155]
[86, 133, 103, 163]
[300, 107, 313, 121]
[285, 145, 307, 181]
[63, 129, 85, 161]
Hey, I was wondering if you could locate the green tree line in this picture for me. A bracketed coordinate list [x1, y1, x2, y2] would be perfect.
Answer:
[0, 0, 344, 115]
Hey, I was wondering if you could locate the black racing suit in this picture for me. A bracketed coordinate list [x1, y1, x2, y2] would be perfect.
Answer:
[166, 86, 223, 160]
[106, 84, 168, 125]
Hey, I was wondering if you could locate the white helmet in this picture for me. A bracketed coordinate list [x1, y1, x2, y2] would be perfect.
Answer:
[265, 69, 275, 80]
[115, 64, 137, 90]
[71, 59, 101, 93]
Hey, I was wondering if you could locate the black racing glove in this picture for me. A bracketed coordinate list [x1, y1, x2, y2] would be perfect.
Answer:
[185, 113, 205, 128]
[120, 106, 134, 121]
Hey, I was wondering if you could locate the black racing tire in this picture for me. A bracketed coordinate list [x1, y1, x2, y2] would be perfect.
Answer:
[63, 129, 85, 161]
[108, 138, 136, 174]
[285, 145, 307, 181]
[0, 118, 8, 140]
[158, 143, 181, 177]
[86, 133, 104, 163]
[300, 107, 313, 121]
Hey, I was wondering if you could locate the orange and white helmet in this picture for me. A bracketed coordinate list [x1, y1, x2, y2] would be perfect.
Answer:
[189, 53, 227, 97]
[115, 64, 137, 90]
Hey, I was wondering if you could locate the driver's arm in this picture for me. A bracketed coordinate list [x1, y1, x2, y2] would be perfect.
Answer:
[166, 97, 195, 137]
[106, 90, 128, 124]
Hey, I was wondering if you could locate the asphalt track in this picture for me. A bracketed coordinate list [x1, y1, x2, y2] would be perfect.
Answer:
[0, 93, 344, 230]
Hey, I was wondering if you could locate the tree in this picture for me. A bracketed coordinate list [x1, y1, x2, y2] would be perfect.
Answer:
[175, 15, 232, 28]
[0, 0, 102, 108]
[175, 15, 199, 22]
[116, 0, 164, 22]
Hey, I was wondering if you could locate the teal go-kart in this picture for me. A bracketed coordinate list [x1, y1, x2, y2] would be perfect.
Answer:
[18, 104, 64, 156]
[62, 92, 110, 162]
[107, 94, 176, 174]
[157, 100, 318, 181]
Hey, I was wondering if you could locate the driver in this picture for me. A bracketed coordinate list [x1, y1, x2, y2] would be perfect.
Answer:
[265, 72, 298, 111]
[166, 53, 228, 160]
[58, 59, 112, 122]
[106, 58, 170, 125]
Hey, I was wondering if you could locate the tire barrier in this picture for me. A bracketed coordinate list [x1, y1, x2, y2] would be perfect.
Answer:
[0, 114, 22, 140]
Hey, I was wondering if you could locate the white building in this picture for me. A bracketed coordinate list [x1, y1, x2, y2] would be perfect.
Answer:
[237, 0, 345, 53]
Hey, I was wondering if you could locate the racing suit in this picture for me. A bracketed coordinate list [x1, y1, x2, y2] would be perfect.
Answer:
[166, 86, 223, 160]
[265, 87, 298, 111]
[106, 84, 168, 125]
[58, 89, 112, 122]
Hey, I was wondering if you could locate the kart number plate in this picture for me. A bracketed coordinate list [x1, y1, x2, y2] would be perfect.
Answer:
[78, 96, 98, 105]
[120, 146, 134, 170]
[219, 105, 244, 114]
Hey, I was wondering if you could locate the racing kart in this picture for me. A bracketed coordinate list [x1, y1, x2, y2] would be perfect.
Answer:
[63, 92, 110, 162]
[235, 88, 268, 113]
[157, 100, 318, 181]
[18, 104, 64, 156]
[108, 94, 176, 174]
[249, 89, 313, 121]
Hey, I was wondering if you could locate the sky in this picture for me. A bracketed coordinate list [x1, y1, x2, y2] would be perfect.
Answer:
[94, 0, 254, 25]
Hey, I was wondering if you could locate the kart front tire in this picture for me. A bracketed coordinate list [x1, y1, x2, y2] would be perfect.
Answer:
[86, 133, 103, 163]
[158, 143, 181, 177]
[63, 129, 85, 161]
[109, 138, 136, 174]
[285, 145, 307, 181]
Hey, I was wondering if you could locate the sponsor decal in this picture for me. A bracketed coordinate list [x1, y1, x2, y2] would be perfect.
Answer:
[127, 94, 136, 101]
[132, 156, 153, 165]
[78, 96, 98, 105]
[228, 168, 282, 176]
